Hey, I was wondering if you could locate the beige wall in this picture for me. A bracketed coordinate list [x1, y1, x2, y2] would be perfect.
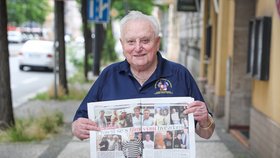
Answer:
[252, 0, 280, 124]
[201, 0, 235, 97]
[167, 4, 180, 62]
[227, 0, 235, 58]
[214, 0, 232, 96]
[207, 0, 218, 86]
[199, 0, 208, 78]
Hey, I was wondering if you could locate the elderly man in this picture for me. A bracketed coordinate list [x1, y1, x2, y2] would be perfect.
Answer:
[72, 10, 215, 140]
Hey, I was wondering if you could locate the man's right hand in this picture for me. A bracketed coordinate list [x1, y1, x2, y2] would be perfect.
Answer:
[72, 118, 99, 140]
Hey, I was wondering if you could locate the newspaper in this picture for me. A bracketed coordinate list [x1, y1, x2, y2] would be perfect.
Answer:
[88, 97, 196, 158]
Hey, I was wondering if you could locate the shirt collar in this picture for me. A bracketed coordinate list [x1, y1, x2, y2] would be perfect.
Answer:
[117, 52, 173, 78]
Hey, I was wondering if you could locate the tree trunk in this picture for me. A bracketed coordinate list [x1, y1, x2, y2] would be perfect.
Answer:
[0, 0, 15, 129]
[55, 0, 68, 94]
[81, 0, 92, 81]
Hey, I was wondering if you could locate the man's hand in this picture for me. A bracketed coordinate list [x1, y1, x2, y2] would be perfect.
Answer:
[72, 118, 99, 140]
[183, 101, 215, 139]
[184, 101, 208, 125]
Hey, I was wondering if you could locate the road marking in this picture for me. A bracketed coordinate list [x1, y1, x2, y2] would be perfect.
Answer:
[22, 77, 39, 84]
[11, 84, 17, 89]
[13, 86, 49, 108]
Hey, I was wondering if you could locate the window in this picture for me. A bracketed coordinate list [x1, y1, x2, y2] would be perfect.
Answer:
[247, 17, 271, 81]
[205, 25, 212, 58]
[177, 0, 201, 12]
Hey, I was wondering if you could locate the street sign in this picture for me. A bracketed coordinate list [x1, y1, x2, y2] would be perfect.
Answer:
[88, 0, 110, 23]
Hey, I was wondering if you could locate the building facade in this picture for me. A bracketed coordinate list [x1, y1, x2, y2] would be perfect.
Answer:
[197, 0, 280, 157]
[157, 0, 280, 157]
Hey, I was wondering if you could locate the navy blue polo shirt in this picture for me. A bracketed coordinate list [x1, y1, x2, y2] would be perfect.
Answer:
[73, 52, 205, 120]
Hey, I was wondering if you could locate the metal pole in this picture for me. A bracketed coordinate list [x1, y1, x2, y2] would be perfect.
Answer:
[53, 41, 58, 99]
[53, 0, 58, 99]
[93, 23, 104, 76]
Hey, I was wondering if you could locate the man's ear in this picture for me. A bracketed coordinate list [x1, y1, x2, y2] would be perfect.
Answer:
[120, 38, 125, 52]
[156, 37, 161, 49]
[120, 38, 123, 45]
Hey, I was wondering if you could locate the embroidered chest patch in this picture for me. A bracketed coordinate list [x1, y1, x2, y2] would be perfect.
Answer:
[154, 79, 173, 95]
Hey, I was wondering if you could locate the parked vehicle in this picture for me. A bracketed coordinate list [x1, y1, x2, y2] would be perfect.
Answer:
[8, 30, 23, 43]
[18, 40, 54, 71]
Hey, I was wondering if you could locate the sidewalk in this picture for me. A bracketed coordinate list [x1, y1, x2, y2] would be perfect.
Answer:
[0, 100, 254, 158]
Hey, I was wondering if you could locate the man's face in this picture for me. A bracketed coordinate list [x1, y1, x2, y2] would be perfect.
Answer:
[120, 19, 160, 71]
[145, 134, 151, 141]
[134, 109, 140, 116]
[138, 133, 142, 140]
[166, 132, 171, 139]
[108, 135, 113, 140]
[177, 134, 181, 139]
[121, 112, 126, 117]
[144, 110, 150, 119]
[100, 111, 105, 116]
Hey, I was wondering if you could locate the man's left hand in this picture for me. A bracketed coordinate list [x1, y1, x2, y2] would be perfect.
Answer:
[183, 101, 209, 127]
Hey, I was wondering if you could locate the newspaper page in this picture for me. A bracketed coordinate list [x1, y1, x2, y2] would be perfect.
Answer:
[88, 97, 196, 158]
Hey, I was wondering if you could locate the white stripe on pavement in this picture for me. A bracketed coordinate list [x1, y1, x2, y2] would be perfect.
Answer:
[13, 86, 48, 108]
[11, 84, 17, 89]
[21, 77, 39, 84]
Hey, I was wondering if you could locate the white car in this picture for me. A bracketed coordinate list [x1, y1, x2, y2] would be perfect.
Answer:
[8, 31, 23, 43]
[18, 40, 54, 71]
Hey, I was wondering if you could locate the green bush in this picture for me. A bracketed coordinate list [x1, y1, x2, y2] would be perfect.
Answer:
[33, 85, 87, 101]
[0, 111, 64, 142]
[68, 70, 87, 84]
[4, 120, 33, 142]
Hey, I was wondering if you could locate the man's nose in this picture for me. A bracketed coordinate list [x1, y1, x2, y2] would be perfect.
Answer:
[135, 41, 143, 51]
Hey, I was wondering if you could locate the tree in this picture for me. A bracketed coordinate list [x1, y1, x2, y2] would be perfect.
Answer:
[80, 0, 92, 81]
[7, 0, 50, 25]
[0, 0, 15, 129]
[102, 21, 117, 64]
[55, 0, 68, 94]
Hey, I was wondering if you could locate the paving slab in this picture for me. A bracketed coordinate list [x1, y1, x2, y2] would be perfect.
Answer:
[57, 138, 90, 158]
[0, 143, 48, 158]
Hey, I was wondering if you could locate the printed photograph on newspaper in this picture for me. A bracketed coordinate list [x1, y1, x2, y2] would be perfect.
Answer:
[88, 97, 196, 158]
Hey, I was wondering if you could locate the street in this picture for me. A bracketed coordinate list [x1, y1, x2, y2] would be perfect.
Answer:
[9, 43, 54, 107]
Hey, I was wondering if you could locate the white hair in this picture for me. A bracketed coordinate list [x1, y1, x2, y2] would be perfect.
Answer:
[119, 10, 160, 38]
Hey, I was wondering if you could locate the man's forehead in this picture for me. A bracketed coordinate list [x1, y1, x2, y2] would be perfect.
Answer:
[122, 20, 154, 36]
[124, 35, 153, 40]
[125, 18, 151, 27]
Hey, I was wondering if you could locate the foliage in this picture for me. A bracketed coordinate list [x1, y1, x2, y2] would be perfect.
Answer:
[67, 42, 85, 70]
[157, 4, 169, 12]
[39, 112, 63, 133]
[102, 22, 118, 64]
[67, 42, 94, 82]
[7, 0, 50, 25]
[33, 84, 88, 101]
[0, 111, 63, 142]
[68, 71, 87, 84]
[111, 0, 154, 19]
